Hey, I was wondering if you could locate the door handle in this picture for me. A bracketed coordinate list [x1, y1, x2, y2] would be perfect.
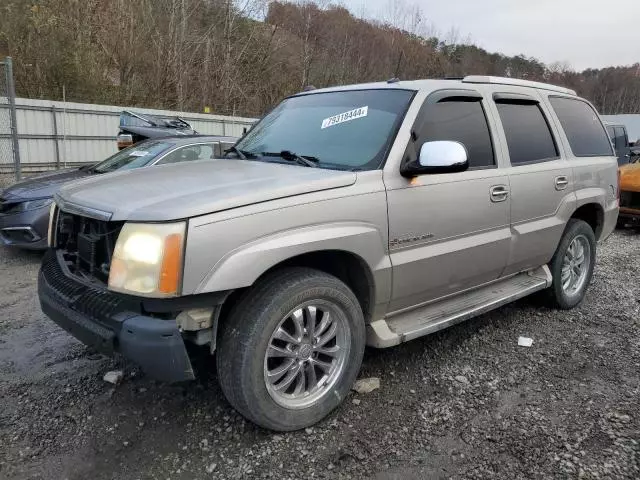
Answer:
[555, 176, 569, 190]
[490, 185, 509, 202]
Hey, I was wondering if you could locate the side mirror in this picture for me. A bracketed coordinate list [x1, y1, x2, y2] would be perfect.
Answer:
[401, 140, 469, 177]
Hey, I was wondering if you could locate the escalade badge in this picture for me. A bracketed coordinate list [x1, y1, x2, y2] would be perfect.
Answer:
[390, 233, 434, 248]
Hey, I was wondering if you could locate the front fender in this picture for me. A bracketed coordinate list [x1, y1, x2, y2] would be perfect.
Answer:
[194, 222, 391, 301]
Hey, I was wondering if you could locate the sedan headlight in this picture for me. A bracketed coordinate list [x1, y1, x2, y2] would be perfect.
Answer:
[108, 222, 186, 297]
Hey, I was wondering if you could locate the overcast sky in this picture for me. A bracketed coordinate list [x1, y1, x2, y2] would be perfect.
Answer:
[341, 0, 639, 71]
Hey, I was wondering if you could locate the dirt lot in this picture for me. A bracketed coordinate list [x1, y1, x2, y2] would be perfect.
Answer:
[0, 231, 639, 480]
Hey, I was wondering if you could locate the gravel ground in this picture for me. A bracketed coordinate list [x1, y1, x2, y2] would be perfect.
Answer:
[0, 173, 16, 189]
[0, 231, 639, 480]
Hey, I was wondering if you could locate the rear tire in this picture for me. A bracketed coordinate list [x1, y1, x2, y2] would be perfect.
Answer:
[216, 267, 365, 431]
[545, 219, 596, 309]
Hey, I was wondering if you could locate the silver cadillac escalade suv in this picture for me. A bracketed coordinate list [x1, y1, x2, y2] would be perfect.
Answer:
[39, 76, 619, 431]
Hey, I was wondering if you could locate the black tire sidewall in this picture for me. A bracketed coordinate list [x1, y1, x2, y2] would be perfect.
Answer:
[218, 269, 365, 431]
[549, 219, 596, 309]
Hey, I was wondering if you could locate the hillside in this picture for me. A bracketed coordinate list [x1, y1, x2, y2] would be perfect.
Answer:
[0, 0, 638, 116]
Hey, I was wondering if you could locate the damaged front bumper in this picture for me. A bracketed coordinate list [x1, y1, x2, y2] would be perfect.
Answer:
[38, 251, 211, 382]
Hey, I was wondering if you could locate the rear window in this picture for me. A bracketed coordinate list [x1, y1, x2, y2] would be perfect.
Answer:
[496, 101, 558, 165]
[549, 97, 613, 157]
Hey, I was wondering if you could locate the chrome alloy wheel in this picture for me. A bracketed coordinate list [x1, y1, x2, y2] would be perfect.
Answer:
[561, 234, 591, 296]
[264, 301, 350, 409]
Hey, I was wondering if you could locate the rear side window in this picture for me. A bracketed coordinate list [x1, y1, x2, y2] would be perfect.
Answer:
[496, 101, 558, 165]
[416, 98, 495, 169]
[549, 97, 613, 157]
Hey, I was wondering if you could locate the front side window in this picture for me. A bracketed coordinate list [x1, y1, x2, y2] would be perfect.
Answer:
[156, 144, 216, 165]
[234, 89, 415, 171]
[93, 141, 174, 173]
[548, 97, 613, 157]
[496, 101, 558, 165]
[414, 97, 495, 169]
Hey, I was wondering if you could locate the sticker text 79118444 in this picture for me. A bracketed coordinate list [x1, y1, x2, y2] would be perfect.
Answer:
[321, 106, 369, 129]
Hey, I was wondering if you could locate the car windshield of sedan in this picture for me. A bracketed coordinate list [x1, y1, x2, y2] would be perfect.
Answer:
[233, 89, 414, 171]
[92, 141, 174, 173]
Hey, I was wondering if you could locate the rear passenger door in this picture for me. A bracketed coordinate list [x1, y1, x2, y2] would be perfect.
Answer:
[386, 90, 511, 312]
[490, 92, 574, 276]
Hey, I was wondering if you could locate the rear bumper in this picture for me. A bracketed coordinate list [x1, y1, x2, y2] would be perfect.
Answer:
[38, 251, 195, 382]
[0, 204, 50, 249]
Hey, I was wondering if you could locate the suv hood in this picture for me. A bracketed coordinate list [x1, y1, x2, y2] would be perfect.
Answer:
[57, 159, 357, 221]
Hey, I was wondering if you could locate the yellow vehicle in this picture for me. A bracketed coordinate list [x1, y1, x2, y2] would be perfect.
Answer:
[619, 160, 640, 225]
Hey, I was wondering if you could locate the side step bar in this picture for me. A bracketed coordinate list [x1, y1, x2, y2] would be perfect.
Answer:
[367, 266, 552, 348]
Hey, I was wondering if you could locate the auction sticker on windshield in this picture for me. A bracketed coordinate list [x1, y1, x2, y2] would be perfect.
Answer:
[129, 151, 149, 157]
[321, 106, 368, 129]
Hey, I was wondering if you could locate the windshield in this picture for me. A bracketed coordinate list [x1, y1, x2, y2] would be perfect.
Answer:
[234, 89, 414, 170]
[93, 141, 174, 173]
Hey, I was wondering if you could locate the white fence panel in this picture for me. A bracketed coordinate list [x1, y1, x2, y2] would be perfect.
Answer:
[0, 98, 256, 172]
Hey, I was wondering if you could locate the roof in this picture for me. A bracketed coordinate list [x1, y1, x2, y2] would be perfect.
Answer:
[296, 75, 577, 97]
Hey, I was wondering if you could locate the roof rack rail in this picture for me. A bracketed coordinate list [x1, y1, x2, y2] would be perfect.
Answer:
[462, 75, 577, 96]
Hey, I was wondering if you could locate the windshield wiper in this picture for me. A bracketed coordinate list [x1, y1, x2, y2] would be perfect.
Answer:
[262, 150, 319, 168]
[224, 146, 255, 160]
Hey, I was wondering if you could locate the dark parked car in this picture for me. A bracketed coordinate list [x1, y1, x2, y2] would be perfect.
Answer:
[117, 111, 197, 150]
[0, 135, 236, 249]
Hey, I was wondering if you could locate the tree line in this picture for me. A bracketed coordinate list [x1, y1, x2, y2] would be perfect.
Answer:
[0, 0, 638, 117]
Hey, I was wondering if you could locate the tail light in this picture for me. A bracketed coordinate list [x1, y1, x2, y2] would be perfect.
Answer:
[117, 133, 133, 150]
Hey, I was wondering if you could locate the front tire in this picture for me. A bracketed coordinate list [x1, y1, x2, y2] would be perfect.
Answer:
[546, 219, 596, 309]
[216, 267, 365, 431]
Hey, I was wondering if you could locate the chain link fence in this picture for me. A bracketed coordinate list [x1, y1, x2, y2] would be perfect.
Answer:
[0, 57, 21, 182]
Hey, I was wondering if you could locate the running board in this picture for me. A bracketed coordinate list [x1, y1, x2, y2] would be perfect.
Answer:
[367, 266, 552, 348]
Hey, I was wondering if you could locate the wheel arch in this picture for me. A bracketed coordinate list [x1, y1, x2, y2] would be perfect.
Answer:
[217, 249, 377, 334]
[570, 202, 605, 239]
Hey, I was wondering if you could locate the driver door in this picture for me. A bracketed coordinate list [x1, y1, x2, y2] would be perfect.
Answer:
[385, 90, 511, 312]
